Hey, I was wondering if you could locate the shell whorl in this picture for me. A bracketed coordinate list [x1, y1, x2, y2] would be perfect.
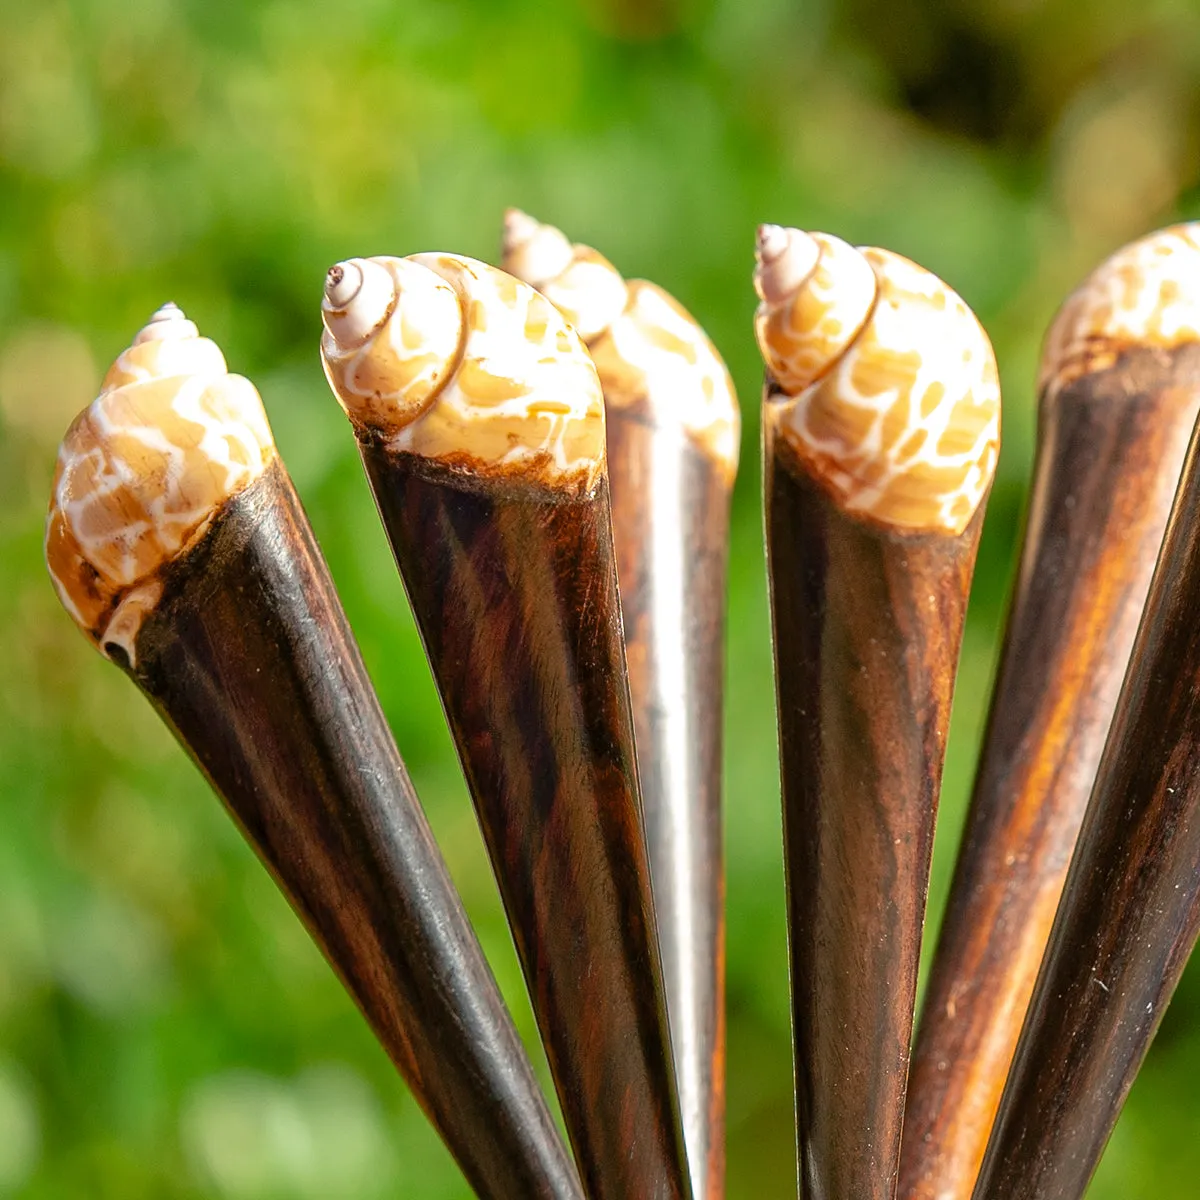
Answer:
[755, 226, 1001, 536]
[320, 256, 464, 434]
[754, 226, 878, 395]
[321, 252, 606, 493]
[1038, 223, 1200, 399]
[502, 210, 742, 479]
[45, 305, 276, 665]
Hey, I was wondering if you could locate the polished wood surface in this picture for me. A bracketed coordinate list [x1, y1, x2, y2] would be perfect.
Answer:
[902, 344, 1200, 1200]
[765, 435, 982, 1200]
[606, 409, 731, 1200]
[972, 413, 1200, 1200]
[128, 459, 582, 1200]
[361, 444, 692, 1200]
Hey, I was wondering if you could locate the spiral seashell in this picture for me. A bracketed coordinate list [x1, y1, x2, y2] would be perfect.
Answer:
[321, 252, 606, 494]
[501, 209, 630, 341]
[754, 225, 1001, 536]
[501, 210, 741, 478]
[45, 304, 276, 665]
[1038, 223, 1200, 399]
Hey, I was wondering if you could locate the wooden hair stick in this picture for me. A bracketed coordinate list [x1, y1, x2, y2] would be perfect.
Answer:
[973, 351, 1200, 1199]
[903, 223, 1200, 1200]
[320, 255, 691, 1200]
[754, 225, 1001, 1200]
[44, 303, 583, 1200]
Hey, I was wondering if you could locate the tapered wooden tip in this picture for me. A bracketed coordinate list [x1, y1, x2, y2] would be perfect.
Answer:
[755, 226, 1000, 536]
[502, 210, 741, 480]
[45, 304, 275, 666]
[322, 252, 606, 494]
[1039, 222, 1200, 398]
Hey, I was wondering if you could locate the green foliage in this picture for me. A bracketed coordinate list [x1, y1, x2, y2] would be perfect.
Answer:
[2, 0, 1199, 1194]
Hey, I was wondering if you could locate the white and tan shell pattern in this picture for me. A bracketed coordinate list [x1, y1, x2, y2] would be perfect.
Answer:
[46, 304, 276, 665]
[320, 252, 607, 495]
[1038, 223, 1200, 400]
[754, 224, 1001, 536]
[501, 209, 741, 485]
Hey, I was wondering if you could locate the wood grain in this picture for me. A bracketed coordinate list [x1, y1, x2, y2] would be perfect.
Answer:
[606, 408, 731, 1200]
[361, 444, 692, 1200]
[127, 458, 583, 1200]
[902, 343, 1200, 1200]
[765, 431, 982, 1200]
[971, 411, 1200, 1200]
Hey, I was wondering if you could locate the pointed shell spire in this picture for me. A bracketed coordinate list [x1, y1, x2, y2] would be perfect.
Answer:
[501, 208, 575, 289]
[754, 224, 821, 305]
[754, 226, 879, 396]
[320, 256, 464, 435]
[755, 226, 1001, 536]
[46, 305, 276, 664]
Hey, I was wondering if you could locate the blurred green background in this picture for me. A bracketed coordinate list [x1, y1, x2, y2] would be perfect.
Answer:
[3, 0, 1200, 1195]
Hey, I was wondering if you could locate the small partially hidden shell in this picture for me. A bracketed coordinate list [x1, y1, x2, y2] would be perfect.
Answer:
[321, 252, 606, 494]
[502, 209, 629, 340]
[502, 210, 741, 480]
[1038, 223, 1200, 398]
[46, 304, 276, 664]
[754, 226, 1001, 536]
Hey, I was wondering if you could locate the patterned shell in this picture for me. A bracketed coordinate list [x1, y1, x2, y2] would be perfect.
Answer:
[754, 224, 1001, 536]
[45, 304, 276, 665]
[501, 209, 741, 482]
[1038, 223, 1200, 398]
[320, 252, 606, 495]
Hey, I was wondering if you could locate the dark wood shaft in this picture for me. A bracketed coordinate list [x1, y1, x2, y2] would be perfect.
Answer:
[127, 459, 582, 1200]
[765, 439, 981, 1200]
[902, 344, 1200, 1200]
[360, 445, 692, 1200]
[606, 409, 730, 1200]
[972, 415, 1200, 1200]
